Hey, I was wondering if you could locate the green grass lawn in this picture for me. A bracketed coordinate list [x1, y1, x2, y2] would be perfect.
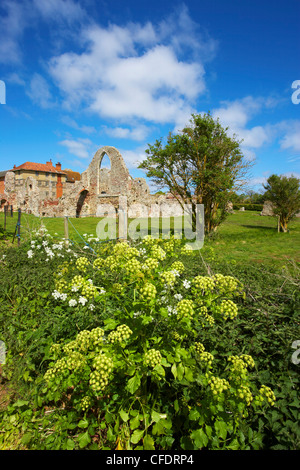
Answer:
[1, 210, 299, 267]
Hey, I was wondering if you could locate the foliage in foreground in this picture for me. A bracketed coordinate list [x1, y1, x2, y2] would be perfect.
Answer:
[0, 227, 299, 450]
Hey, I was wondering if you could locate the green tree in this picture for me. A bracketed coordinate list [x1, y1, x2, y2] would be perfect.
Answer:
[263, 174, 300, 232]
[139, 113, 251, 233]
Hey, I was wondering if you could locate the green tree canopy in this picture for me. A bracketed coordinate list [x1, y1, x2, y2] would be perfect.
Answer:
[139, 113, 252, 233]
[263, 174, 300, 232]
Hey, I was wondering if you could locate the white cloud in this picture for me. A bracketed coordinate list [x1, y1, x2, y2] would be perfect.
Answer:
[119, 147, 148, 169]
[0, 0, 27, 64]
[61, 116, 96, 135]
[279, 121, 300, 153]
[103, 125, 150, 142]
[59, 137, 93, 159]
[26, 73, 54, 108]
[212, 96, 274, 160]
[48, 8, 214, 127]
[32, 0, 85, 23]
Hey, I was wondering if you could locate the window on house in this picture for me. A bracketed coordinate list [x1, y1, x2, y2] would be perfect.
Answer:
[35, 171, 39, 177]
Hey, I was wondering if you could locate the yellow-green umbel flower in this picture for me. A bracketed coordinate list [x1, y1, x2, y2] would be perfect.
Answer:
[144, 349, 162, 368]
[139, 282, 157, 302]
[76, 256, 90, 272]
[219, 299, 238, 319]
[108, 324, 133, 344]
[176, 299, 194, 320]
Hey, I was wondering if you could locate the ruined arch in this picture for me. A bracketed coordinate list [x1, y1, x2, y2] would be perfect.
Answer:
[0, 198, 7, 210]
[76, 189, 89, 217]
[85, 146, 130, 196]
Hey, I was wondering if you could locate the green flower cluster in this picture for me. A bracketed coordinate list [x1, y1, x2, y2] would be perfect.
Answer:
[124, 257, 142, 275]
[104, 255, 118, 271]
[108, 324, 133, 344]
[44, 358, 69, 382]
[142, 235, 157, 247]
[76, 256, 90, 272]
[172, 331, 182, 341]
[55, 278, 68, 293]
[227, 354, 255, 383]
[208, 375, 230, 395]
[194, 341, 205, 354]
[171, 261, 185, 273]
[236, 385, 253, 406]
[180, 244, 194, 255]
[150, 245, 166, 260]
[192, 275, 215, 293]
[144, 349, 162, 368]
[80, 395, 93, 412]
[212, 274, 242, 295]
[197, 351, 214, 368]
[219, 299, 238, 319]
[254, 385, 276, 406]
[113, 242, 140, 260]
[139, 282, 157, 302]
[198, 305, 215, 326]
[76, 328, 104, 351]
[90, 352, 114, 393]
[71, 275, 86, 289]
[176, 299, 194, 320]
[160, 270, 177, 287]
[65, 351, 85, 370]
[93, 257, 105, 270]
[81, 282, 98, 299]
[143, 257, 159, 272]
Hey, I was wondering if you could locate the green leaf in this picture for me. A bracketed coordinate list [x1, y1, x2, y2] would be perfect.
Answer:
[126, 374, 141, 394]
[227, 438, 240, 450]
[119, 409, 129, 422]
[143, 434, 155, 450]
[154, 364, 165, 377]
[66, 439, 75, 450]
[171, 363, 177, 379]
[78, 431, 91, 449]
[21, 433, 32, 445]
[13, 400, 29, 407]
[78, 418, 89, 429]
[129, 414, 140, 430]
[177, 363, 184, 381]
[189, 408, 200, 421]
[131, 429, 144, 444]
[214, 420, 227, 440]
[151, 410, 162, 423]
[184, 366, 194, 382]
[191, 428, 208, 449]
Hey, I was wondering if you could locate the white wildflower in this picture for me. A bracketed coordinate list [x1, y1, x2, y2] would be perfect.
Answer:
[69, 299, 77, 307]
[183, 279, 191, 289]
[78, 296, 88, 306]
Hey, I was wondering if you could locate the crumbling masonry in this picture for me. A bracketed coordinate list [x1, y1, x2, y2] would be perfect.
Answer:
[0, 146, 183, 218]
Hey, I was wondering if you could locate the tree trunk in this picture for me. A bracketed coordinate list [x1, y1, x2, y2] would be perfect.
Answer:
[279, 216, 288, 232]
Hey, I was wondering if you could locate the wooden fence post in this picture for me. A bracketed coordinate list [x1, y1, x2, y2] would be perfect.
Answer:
[64, 216, 69, 247]
[17, 208, 21, 246]
[4, 205, 7, 232]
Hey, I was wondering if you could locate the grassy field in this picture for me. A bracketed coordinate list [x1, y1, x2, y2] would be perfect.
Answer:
[1, 210, 299, 267]
[0, 208, 299, 450]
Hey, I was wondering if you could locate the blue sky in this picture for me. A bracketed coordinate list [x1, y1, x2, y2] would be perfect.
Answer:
[0, 0, 299, 193]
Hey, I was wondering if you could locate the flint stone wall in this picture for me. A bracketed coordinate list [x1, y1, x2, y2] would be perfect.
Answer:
[2, 146, 184, 218]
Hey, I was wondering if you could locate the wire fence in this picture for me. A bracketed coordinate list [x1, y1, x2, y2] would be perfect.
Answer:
[0, 208, 127, 250]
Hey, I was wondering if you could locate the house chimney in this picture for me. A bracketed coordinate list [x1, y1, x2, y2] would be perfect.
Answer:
[56, 162, 61, 171]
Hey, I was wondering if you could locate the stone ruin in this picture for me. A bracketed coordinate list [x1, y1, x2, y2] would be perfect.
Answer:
[260, 200, 300, 217]
[0, 146, 183, 219]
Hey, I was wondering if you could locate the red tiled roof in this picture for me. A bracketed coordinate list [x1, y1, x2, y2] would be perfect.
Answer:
[11, 161, 66, 174]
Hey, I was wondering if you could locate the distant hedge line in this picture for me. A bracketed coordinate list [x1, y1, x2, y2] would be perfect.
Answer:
[232, 203, 264, 211]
